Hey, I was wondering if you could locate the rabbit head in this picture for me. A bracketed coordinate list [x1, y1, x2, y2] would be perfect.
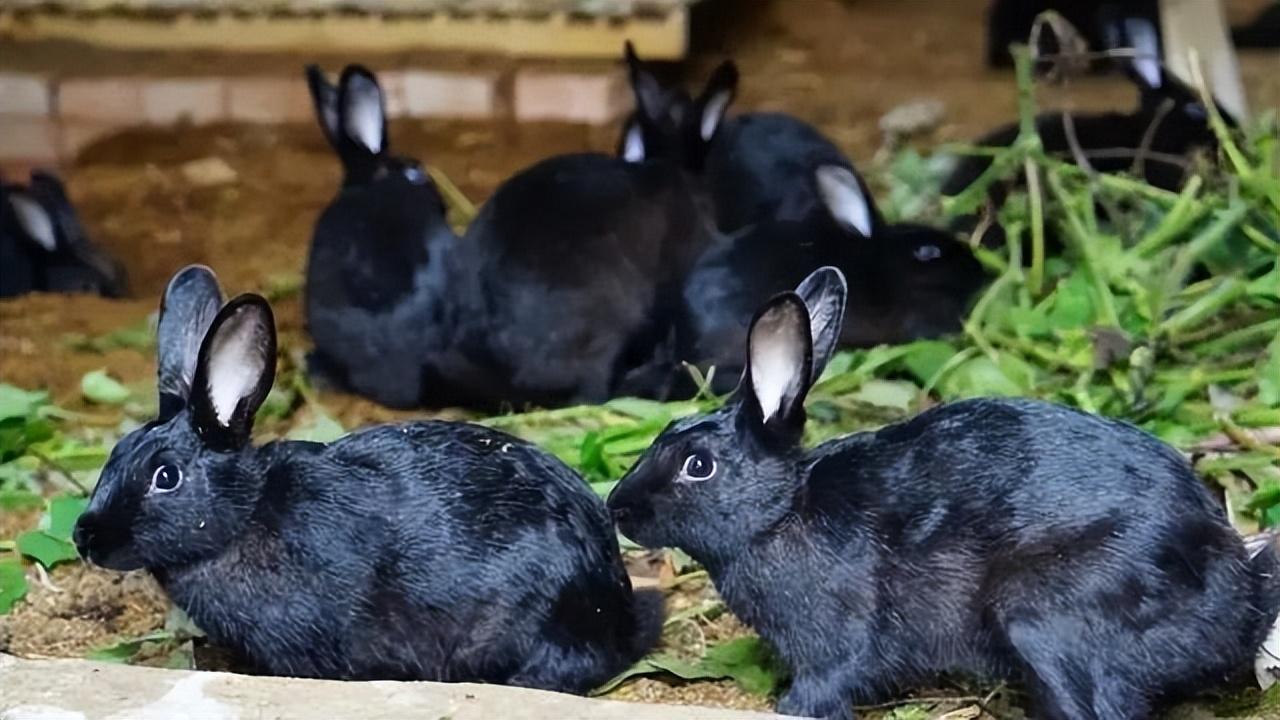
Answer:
[1102, 12, 1234, 133]
[75, 266, 277, 572]
[4, 172, 128, 297]
[608, 267, 846, 561]
[307, 64, 446, 209]
[618, 42, 738, 172]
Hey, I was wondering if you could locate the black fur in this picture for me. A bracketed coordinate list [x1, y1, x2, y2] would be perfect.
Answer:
[673, 200, 985, 397]
[438, 151, 710, 409]
[619, 50, 987, 398]
[608, 267, 1280, 719]
[76, 265, 661, 690]
[304, 64, 454, 408]
[306, 63, 710, 410]
[1, 170, 127, 299]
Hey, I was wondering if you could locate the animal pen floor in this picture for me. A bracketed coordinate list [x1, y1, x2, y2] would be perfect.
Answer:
[1, 0, 1277, 716]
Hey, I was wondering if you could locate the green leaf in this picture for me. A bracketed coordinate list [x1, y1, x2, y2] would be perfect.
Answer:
[0, 558, 27, 614]
[1046, 269, 1095, 330]
[701, 636, 781, 696]
[47, 496, 88, 541]
[849, 379, 918, 411]
[87, 631, 175, 663]
[80, 369, 131, 406]
[897, 341, 958, 385]
[938, 356, 1025, 398]
[286, 411, 345, 443]
[256, 386, 297, 421]
[1260, 334, 1280, 407]
[603, 397, 671, 420]
[16, 529, 80, 569]
[0, 488, 44, 511]
[0, 384, 48, 422]
[594, 637, 780, 698]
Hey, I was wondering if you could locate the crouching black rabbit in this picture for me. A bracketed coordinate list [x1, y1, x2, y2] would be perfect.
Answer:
[1, 170, 127, 299]
[75, 265, 661, 690]
[674, 165, 985, 396]
[304, 65, 455, 408]
[608, 266, 1280, 719]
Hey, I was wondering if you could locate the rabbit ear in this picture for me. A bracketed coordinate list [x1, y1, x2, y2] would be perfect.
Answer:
[157, 265, 224, 419]
[795, 267, 848, 381]
[1122, 15, 1164, 90]
[623, 41, 667, 125]
[8, 192, 57, 252]
[189, 294, 276, 449]
[815, 165, 875, 237]
[743, 293, 813, 437]
[305, 64, 341, 150]
[339, 65, 387, 157]
[619, 117, 647, 162]
[694, 60, 738, 142]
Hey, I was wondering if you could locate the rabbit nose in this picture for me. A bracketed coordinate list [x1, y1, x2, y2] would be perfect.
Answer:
[73, 512, 99, 554]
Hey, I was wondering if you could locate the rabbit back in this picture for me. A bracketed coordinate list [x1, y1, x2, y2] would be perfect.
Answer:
[306, 175, 451, 408]
[788, 398, 1271, 709]
[705, 113, 862, 232]
[447, 153, 707, 407]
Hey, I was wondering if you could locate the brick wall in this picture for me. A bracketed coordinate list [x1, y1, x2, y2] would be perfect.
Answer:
[0, 65, 629, 169]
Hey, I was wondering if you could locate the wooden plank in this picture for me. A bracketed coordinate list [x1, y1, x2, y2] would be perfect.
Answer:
[0, 654, 791, 720]
[1159, 0, 1249, 118]
[0, 8, 688, 59]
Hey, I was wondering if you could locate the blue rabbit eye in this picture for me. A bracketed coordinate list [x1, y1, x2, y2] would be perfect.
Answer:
[913, 244, 942, 262]
[402, 166, 427, 184]
[150, 463, 183, 494]
[680, 451, 716, 482]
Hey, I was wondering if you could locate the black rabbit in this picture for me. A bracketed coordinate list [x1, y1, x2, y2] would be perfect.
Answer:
[608, 266, 1280, 720]
[304, 64, 455, 409]
[75, 265, 661, 690]
[946, 11, 1232, 237]
[619, 42, 875, 235]
[985, 0, 1161, 69]
[1, 170, 127, 299]
[306, 63, 709, 409]
[672, 165, 985, 396]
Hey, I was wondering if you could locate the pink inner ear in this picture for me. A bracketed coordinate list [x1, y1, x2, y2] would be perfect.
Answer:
[9, 194, 57, 252]
[701, 91, 732, 141]
[205, 308, 268, 425]
[749, 304, 808, 422]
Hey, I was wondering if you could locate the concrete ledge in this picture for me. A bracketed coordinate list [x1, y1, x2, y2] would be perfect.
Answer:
[0, 654, 789, 720]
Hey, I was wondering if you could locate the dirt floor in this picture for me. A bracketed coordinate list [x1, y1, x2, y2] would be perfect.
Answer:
[1, 0, 1278, 715]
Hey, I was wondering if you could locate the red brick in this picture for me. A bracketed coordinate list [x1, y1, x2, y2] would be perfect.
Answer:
[141, 78, 227, 125]
[513, 68, 628, 125]
[398, 70, 498, 119]
[0, 73, 52, 117]
[227, 77, 312, 123]
[0, 117, 59, 163]
[58, 78, 145, 123]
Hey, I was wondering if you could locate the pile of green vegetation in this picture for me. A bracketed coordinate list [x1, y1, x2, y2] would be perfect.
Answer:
[1, 49, 1277, 718]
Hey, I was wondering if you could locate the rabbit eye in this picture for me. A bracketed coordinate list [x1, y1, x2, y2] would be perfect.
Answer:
[150, 464, 183, 494]
[913, 244, 942, 262]
[679, 451, 716, 482]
